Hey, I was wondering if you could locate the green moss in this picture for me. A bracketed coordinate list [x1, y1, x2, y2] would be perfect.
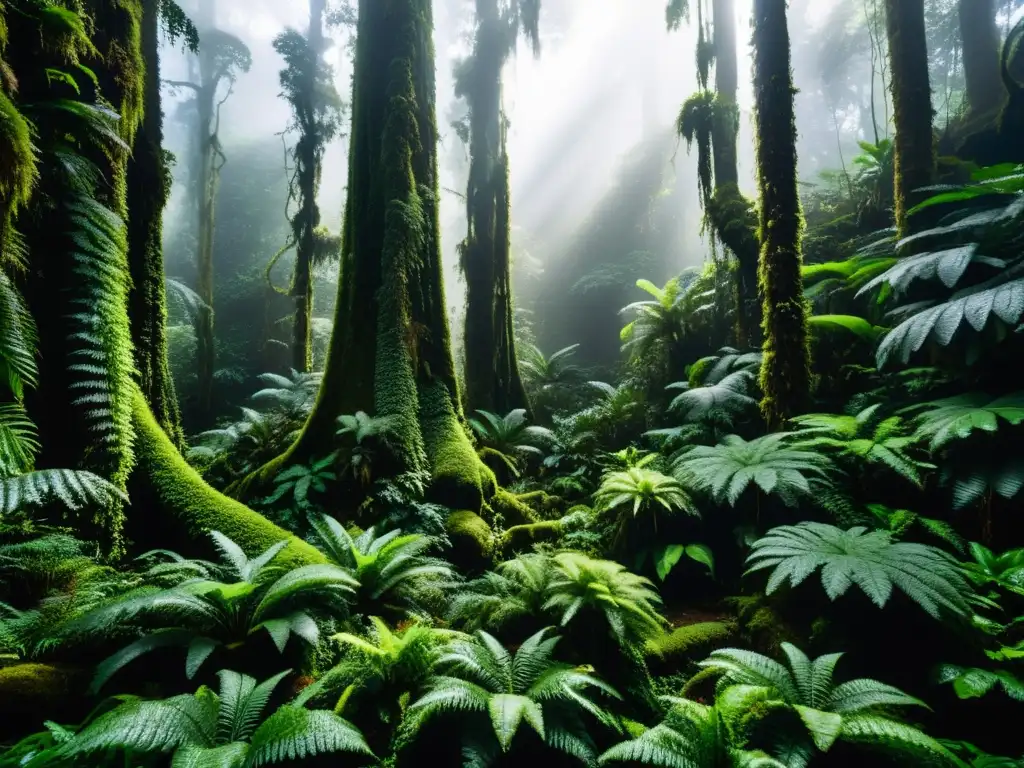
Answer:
[129, 388, 324, 569]
[645, 621, 737, 664]
[446, 509, 494, 568]
[512, 490, 564, 519]
[0, 662, 86, 703]
[500, 520, 562, 553]
[478, 446, 518, 486]
[0, 90, 37, 231]
[490, 487, 538, 527]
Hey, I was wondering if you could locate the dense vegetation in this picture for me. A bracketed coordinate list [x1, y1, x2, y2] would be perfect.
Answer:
[2, 0, 1024, 766]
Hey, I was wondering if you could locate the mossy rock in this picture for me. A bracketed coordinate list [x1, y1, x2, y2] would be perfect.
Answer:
[645, 621, 737, 671]
[0, 662, 90, 737]
[446, 510, 494, 570]
[513, 490, 565, 519]
[500, 520, 563, 553]
[478, 447, 518, 487]
[488, 488, 539, 527]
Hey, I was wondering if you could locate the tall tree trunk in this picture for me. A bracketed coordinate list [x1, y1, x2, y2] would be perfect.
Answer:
[234, 0, 496, 523]
[128, 0, 184, 447]
[959, 0, 1004, 117]
[11, 0, 315, 566]
[462, 0, 530, 416]
[194, 0, 218, 419]
[290, 0, 328, 373]
[711, 0, 739, 187]
[885, 0, 935, 236]
[710, 0, 760, 348]
[752, 0, 810, 428]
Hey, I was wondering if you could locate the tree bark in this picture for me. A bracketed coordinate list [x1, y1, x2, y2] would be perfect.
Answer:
[234, 0, 496, 520]
[752, 0, 810, 427]
[462, 0, 531, 417]
[885, 0, 935, 236]
[128, 0, 184, 447]
[959, 0, 1004, 117]
[710, 0, 760, 348]
[290, 0, 328, 373]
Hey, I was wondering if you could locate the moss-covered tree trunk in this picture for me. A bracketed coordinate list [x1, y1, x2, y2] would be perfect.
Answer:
[127, 0, 184, 447]
[959, 0, 1003, 117]
[461, 0, 530, 416]
[710, 0, 760, 348]
[289, 0, 327, 373]
[234, 0, 496, 517]
[11, 0, 318, 566]
[752, 0, 809, 428]
[885, 0, 935, 236]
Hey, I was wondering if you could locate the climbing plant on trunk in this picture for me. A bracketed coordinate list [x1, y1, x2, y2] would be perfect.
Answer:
[751, 0, 810, 428]
[885, 0, 935, 236]
[459, 0, 540, 415]
[234, 0, 497, 523]
[269, 0, 344, 373]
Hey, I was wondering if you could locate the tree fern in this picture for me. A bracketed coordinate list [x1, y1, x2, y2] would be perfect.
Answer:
[672, 434, 834, 508]
[544, 552, 668, 648]
[600, 695, 787, 767]
[407, 627, 619, 762]
[307, 514, 454, 618]
[65, 531, 357, 690]
[696, 643, 962, 766]
[746, 522, 974, 619]
[790, 403, 933, 487]
[58, 668, 372, 766]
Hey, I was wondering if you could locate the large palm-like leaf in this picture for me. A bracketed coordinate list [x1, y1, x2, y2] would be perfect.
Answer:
[903, 393, 1024, 508]
[469, 408, 554, 459]
[58, 668, 371, 766]
[66, 532, 357, 690]
[408, 627, 619, 762]
[520, 344, 585, 389]
[673, 434, 834, 507]
[790, 403, 932, 487]
[307, 514, 453, 617]
[857, 169, 1024, 367]
[746, 522, 974, 619]
[666, 370, 759, 425]
[545, 552, 667, 648]
[696, 643, 961, 766]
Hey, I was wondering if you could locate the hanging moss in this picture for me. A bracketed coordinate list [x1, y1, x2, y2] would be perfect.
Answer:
[127, 0, 182, 447]
[752, 0, 810, 428]
[884, 0, 935, 237]
[707, 183, 759, 345]
[677, 91, 716, 208]
[233, 0, 497, 531]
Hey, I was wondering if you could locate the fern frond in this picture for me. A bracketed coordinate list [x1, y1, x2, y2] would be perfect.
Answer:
[0, 468, 127, 515]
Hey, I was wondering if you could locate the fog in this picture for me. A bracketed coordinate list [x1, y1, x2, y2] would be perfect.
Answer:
[158, 0, 968, 364]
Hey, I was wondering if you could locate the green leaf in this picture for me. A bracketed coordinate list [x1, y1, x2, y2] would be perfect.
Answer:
[808, 314, 884, 340]
[654, 545, 685, 582]
[488, 694, 545, 751]
[685, 544, 715, 576]
[794, 704, 843, 752]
